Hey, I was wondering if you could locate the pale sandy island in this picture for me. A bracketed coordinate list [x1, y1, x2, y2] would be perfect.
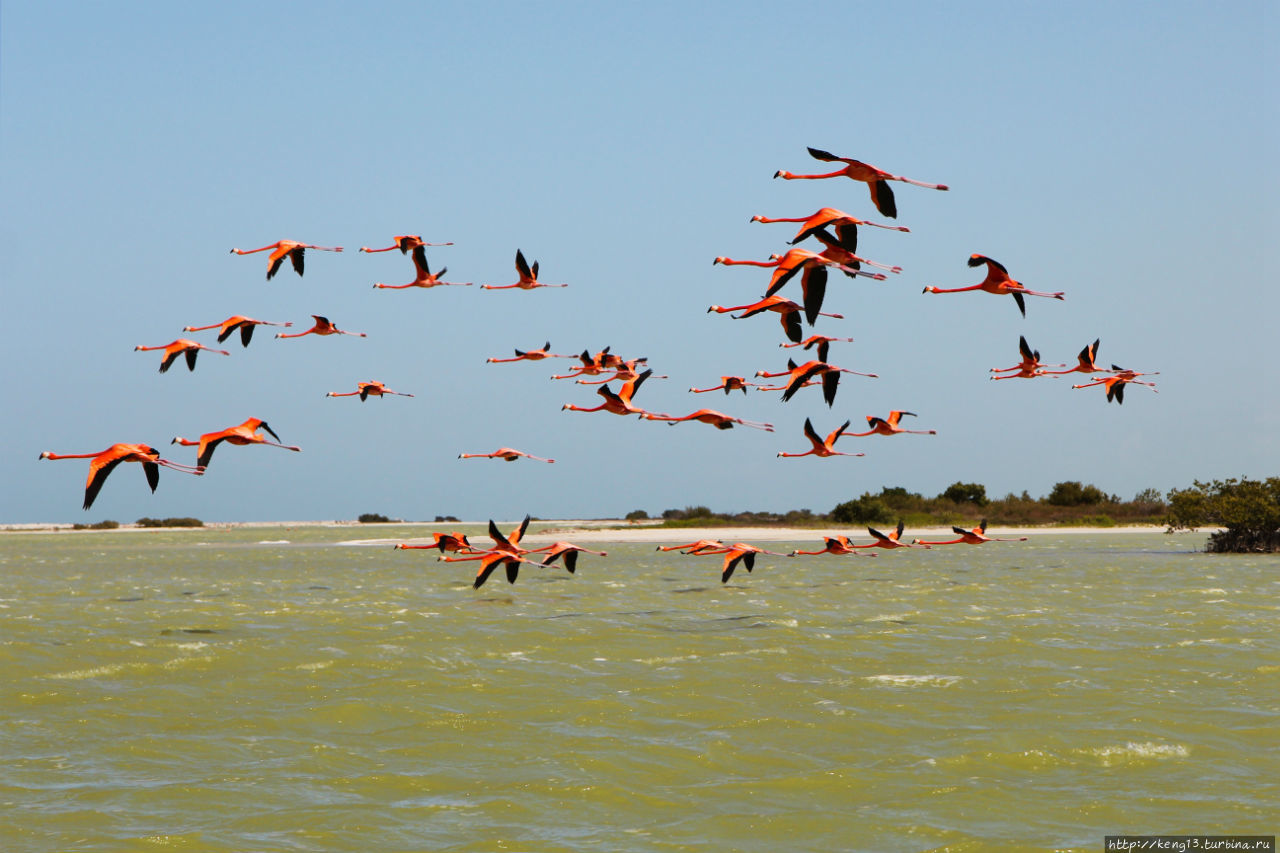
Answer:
[0, 518, 1191, 544]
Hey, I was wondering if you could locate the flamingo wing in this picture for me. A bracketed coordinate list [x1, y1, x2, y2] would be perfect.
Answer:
[1011, 291, 1027, 318]
[290, 247, 305, 276]
[800, 264, 828, 326]
[83, 457, 125, 510]
[515, 249, 532, 280]
[780, 309, 802, 343]
[184, 348, 199, 371]
[806, 146, 845, 163]
[821, 371, 840, 407]
[870, 180, 897, 219]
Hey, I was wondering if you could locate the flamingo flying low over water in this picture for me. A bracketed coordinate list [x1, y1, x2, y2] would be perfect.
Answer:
[182, 316, 291, 347]
[275, 315, 366, 339]
[751, 207, 910, 245]
[913, 520, 1028, 546]
[655, 539, 725, 554]
[135, 339, 230, 373]
[865, 521, 930, 549]
[1072, 366, 1159, 404]
[777, 418, 865, 459]
[773, 148, 949, 219]
[789, 535, 870, 557]
[693, 542, 791, 583]
[437, 516, 538, 588]
[39, 444, 204, 510]
[395, 532, 474, 554]
[480, 249, 567, 290]
[923, 255, 1065, 318]
[170, 417, 301, 469]
[528, 542, 609, 574]
[326, 381, 414, 401]
[230, 241, 343, 279]
[842, 411, 936, 438]
[458, 447, 555, 463]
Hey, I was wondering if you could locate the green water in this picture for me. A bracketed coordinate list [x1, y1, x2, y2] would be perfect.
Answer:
[1, 528, 1276, 852]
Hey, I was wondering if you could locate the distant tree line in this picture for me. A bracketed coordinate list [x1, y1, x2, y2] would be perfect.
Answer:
[645, 481, 1170, 530]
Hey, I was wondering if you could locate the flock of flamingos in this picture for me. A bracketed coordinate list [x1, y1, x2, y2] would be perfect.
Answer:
[38, 146, 1159, 587]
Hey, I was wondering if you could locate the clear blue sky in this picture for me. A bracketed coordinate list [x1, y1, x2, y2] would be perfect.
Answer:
[3, 2, 1276, 523]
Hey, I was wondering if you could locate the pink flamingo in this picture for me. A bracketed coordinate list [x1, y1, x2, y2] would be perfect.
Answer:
[640, 408, 774, 432]
[913, 520, 1028, 546]
[182, 316, 291, 347]
[170, 417, 301, 470]
[562, 370, 656, 417]
[275, 315, 366, 339]
[230, 240, 342, 279]
[1040, 339, 1105, 377]
[923, 255, 1064, 318]
[841, 411, 936, 438]
[777, 418, 865, 459]
[865, 521, 930, 549]
[751, 207, 909, 244]
[487, 342, 577, 363]
[689, 376, 764, 395]
[708, 294, 844, 344]
[990, 336, 1065, 380]
[39, 443, 204, 510]
[458, 447, 555, 463]
[326, 381, 414, 401]
[773, 147, 949, 218]
[1071, 366, 1159, 404]
[527, 542, 609, 574]
[480, 249, 567, 290]
[134, 339, 230, 373]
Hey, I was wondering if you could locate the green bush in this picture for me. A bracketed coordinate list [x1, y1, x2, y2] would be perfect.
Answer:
[73, 519, 120, 530]
[1046, 481, 1109, 507]
[1167, 477, 1280, 552]
[358, 513, 394, 523]
[830, 494, 892, 525]
[625, 509, 650, 521]
[939, 482, 988, 507]
[136, 517, 203, 528]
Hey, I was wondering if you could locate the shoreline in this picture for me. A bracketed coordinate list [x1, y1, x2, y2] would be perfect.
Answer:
[0, 518, 1195, 544]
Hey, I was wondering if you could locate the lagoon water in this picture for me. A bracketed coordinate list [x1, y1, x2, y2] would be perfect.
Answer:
[1, 527, 1276, 852]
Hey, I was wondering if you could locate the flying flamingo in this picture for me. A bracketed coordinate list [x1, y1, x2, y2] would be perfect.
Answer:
[655, 539, 724, 554]
[841, 411, 936, 438]
[923, 255, 1065, 318]
[134, 339, 230, 373]
[779, 334, 856, 350]
[756, 353, 876, 407]
[694, 542, 791, 583]
[707, 295, 844, 344]
[715, 250, 883, 326]
[230, 240, 343, 279]
[773, 147, 949, 219]
[1072, 366, 1159, 404]
[326, 381, 414, 401]
[437, 516, 537, 588]
[39, 444, 204, 510]
[528, 542, 609, 574]
[275, 315, 366, 339]
[359, 235, 453, 254]
[689, 376, 764, 395]
[990, 336, 1065, 380]
[182, 316, 291, 347]
[640, 408, 775, 432]
[395, 532, 475, 554]
[1040, 339, 1105, 377]
[550, 348, 635, 380]
[913, 520, 1028, 546]
[777, 418, 865, 459]
[576, 359, 667, 385]
[170, 417, 301, 469]
[486, 342, 577, 363]
[789, 535, 872, 557]
[751, 207, 910, 245]
[370, 241, 470, 289]
[562, 370, 655, 416]
[457, 447, 555, 463]
[865, 521, 930, 549]
[480, 249, 567, 290]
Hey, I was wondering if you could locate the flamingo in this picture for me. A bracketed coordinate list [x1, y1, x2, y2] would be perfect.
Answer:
[789, 535, 873, 557]
[371, 241, 470, 289]
[780, 334, 856, 350]
[694, 542, 791, 583]
[689, 376, 764, 395]
[841, 411, 936, 438]
[134, 339, 230, 373]
[773, 147, 949, 219]
[230, 240, 342, 280]
[576, 359, 667, 385]
[275, 315, 366, 339]
[1040, 339, 1105, 377]
[913, 520, 1028, 546]
[640, 408, 775, 432]
[865, 521, 930, 549]
[170, 417, 301, 469]
[777, 418, 865, 459]
[655, 539, 724, 554]
[458, 447, 555, 463]
[182, 316, 291, 347]
[39, 444, 204, 510]
[990, 336, 1065, 380]
[923, 255, 1065, 318]
[395, 532, 475, 554]
[527, 542, 609, 574]
[707, 295, 844, 344]
[437, 516, 536, 588]
[480, 249, 567, 290]
[486, 342, 577, 363]
[562, 370, 655, 416]
[326, 381, 414, 401]
[714, 250, 882, 326]
[756, 353, 876, 407]
[550, 348, 635, 380]
[751, 207, 910, 245]
[1072, 366, 1159, 404]
[359, 235, 453, 254]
